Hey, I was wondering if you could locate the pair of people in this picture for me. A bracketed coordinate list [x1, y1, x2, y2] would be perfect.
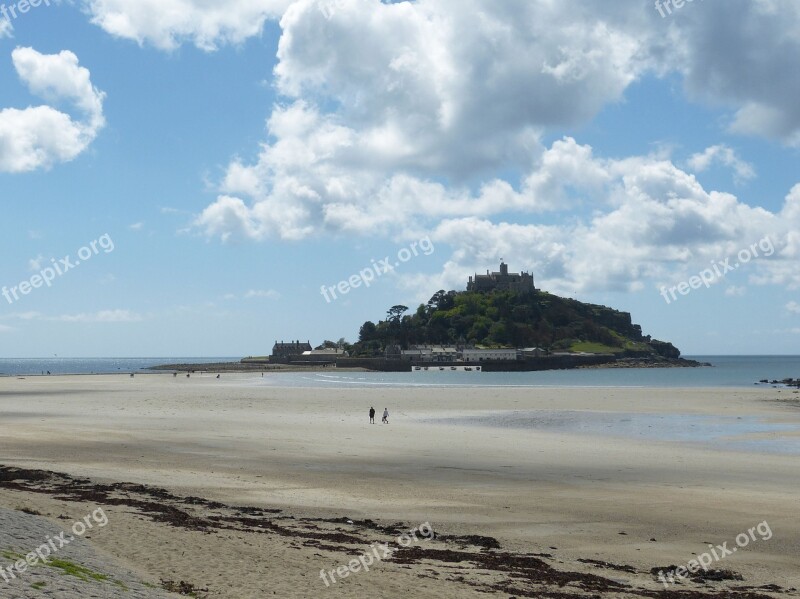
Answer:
[369, 407, 389, 424]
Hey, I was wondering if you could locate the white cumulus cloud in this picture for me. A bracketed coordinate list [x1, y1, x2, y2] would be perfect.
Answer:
[116, 0, 798, 297]
[688, 145, 756, 184]
[83, 0, 295, 50]
[0, 47, 106, 173]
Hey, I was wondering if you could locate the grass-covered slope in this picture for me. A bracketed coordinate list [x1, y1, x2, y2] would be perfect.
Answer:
[353, 289, 681, 359]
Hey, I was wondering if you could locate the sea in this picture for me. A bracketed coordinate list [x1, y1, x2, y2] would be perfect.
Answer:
[0, 357, 238, 376]
[1, 355, 799, 388]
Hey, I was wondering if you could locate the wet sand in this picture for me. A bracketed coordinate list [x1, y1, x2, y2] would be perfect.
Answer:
[0, 374, 798, 598]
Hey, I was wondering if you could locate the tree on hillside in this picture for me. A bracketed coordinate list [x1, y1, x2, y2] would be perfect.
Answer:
[427, 290, 455, 313]
[386, 305, 408, 323]
[359, 321, 377, 343]
[349, 287, 671, 357]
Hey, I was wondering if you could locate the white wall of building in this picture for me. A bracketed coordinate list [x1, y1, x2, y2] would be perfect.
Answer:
[462, 349, 518, 361]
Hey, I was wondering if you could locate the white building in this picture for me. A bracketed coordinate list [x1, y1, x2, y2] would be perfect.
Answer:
[520, 347, 547, 358]
[401, 348, 432, 361]
[302, 349, 349, 357]
[462, 348, 518, 362]
[401, 346, 460, 362]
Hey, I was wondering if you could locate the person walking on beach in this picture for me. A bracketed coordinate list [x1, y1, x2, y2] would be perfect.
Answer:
[369, 407, 376, 424]
[382, 408, 389, 424]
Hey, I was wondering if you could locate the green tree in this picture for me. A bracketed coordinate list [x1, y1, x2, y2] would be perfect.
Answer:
[387, 305, 409, 323]
[358, 321, 377, 343]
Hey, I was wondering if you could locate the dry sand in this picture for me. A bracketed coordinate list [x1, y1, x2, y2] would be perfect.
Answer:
[0, 373, 798, 598]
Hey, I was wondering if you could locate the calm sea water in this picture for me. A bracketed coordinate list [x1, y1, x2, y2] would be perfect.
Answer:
[1, 356, 799, 387]
[0, 357, 239, 376]
[257, 356, 800, 388]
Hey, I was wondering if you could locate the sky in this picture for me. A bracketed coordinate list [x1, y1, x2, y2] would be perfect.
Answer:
[0, 0, 799, 357]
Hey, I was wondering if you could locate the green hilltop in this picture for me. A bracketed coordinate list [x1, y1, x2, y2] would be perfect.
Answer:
[352, 288, 681, 359]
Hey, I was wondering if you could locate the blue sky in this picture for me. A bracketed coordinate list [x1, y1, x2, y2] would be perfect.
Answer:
[1, 0, 799, 357]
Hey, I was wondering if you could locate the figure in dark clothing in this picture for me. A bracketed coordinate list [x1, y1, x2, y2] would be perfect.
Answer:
[369, 407, 376, 424]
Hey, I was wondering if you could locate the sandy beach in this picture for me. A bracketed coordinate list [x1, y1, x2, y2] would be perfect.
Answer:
[1, 373, 798, 598]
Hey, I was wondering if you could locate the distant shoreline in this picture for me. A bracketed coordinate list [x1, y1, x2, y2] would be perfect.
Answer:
[147, 355, 709, 373]
[146, 362, 369, 373]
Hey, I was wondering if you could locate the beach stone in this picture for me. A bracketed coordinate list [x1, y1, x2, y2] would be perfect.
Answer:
[0, 507, 174, 598]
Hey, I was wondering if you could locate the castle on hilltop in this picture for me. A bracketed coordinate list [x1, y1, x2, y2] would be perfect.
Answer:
[467, 262, 535, 293]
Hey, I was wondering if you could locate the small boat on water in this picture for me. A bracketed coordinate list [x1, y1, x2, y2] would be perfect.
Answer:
[439, 367, 445, 371]
[414, 366, 421, 370]
[475, 366, 481, 371]
[464, 367, 472, 371]
[450, 366, 457, 370]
